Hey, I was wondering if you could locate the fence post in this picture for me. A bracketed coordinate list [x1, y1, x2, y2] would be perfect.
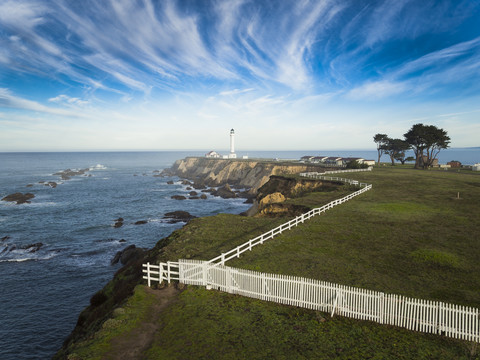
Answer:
[159, 263, 164, 283]
[331, 289, 341, 317]
[178, 261, 183, 283]
[167, 262, 171, 283]
[379, 292, 385, 324]
[226, 266, 231, 293]
[203, 262, 210, 289]
[146, 262, 151, 287]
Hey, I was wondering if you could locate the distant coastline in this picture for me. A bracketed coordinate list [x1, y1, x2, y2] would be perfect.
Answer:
[0, 147, 478, 164]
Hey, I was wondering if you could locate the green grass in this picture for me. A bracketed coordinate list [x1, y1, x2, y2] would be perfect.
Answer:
[65, 285, 159, 360]
[61, 166, 480, 359]
[144, 287, 475, 360]
[410, 248, 462, 268]
[229, 167, 480, 307]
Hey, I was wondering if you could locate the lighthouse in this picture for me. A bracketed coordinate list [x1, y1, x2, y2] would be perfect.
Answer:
[229, 128, 237, 159]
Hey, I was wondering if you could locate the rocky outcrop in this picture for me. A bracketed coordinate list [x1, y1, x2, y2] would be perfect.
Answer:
[114, 218, 124, 228]
[163, 211, 196, 223]
[164, 157, 330, 193]
[246, 175, 343, 217]
[171, 195, 187, 200]
[258, 192, 286, 207]
[256, 175, 342, 199]
[258, 203, 310, 217]
[53, 168, 90, 181]
[2, 192, 35, 204]
[211, 184, 236, 199]
[111, 245, 145, 266]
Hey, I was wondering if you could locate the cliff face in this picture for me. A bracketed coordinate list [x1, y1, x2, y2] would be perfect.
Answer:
[167, 157, 326, 193]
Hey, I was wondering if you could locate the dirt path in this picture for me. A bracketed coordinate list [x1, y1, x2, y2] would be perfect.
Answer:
[103, 285, 180, 360]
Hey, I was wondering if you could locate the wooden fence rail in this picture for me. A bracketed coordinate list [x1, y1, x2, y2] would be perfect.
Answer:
[142, 260, 480, 343]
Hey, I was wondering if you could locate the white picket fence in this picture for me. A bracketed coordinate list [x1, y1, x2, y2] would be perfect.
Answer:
[143, 260, 480, 343]
[142, 169, 480, 343]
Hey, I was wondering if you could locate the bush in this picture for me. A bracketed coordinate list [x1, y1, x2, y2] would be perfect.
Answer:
[346, 160, 369, 169]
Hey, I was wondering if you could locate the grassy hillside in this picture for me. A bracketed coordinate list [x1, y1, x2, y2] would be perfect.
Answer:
[58, 166, 480, 360]
[230, 167, 480, 307]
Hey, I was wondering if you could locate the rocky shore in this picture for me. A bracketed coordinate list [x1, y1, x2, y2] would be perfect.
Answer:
[161, 157, 327, 193]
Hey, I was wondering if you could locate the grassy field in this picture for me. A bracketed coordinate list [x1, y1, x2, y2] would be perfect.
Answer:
[62, 166, 480, 359]
[229, 166, 480, 307]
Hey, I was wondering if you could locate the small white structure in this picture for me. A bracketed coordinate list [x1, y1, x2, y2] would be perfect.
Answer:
[228, 128, 237, 159]
[362, 160, 376, 166]
[473, 163, 480, 171]
[205, 151, 221, 158]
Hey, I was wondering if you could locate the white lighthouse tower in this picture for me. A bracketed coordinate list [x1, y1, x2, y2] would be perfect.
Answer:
[229, 128, 237, 159]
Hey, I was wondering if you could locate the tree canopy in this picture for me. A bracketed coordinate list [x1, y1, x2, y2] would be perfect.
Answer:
[382, 138, 410, 166]
[404, 124, 450, 169]
[374, 124, 450, 169]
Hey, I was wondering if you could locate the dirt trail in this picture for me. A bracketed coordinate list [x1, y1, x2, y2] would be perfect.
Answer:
[103, 285, 180, 360]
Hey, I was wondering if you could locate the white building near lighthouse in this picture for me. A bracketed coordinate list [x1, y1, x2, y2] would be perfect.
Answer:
[208, 129, 246, 159]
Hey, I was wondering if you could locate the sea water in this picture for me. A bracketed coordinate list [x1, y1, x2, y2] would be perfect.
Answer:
[0, 149, 478, 359]
[0, 151, 251, 360]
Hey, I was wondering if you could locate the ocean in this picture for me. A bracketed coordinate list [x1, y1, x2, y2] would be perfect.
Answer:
[0, 148, 478, 359]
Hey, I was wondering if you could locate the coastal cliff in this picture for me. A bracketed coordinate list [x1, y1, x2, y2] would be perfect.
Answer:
[164, 157, 329, 193]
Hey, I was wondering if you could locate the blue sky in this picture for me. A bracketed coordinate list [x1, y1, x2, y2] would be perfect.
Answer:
[1, 0, 479, 151]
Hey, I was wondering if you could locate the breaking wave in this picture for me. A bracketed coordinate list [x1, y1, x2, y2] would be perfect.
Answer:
[90, 164, 107, 170]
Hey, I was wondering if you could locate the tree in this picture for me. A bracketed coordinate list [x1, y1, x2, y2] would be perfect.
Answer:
[394, 153, 415, 165]
[383, 138, 411, 165]
[373, 134, 389, 165]
[404, 124, 451, 169]
[346, 160, 369, 169]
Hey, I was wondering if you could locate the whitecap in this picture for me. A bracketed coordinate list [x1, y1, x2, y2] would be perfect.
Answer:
[0, 258, 32, 263]
[28, 201, 58, 207]
[90, 164, 107, 170]
[0, 252, 59, 263]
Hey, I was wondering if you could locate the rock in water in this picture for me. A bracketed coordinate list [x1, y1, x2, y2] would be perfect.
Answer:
[111, 244, 145, 265]
[134, 220, 148, 225]
[2, 192, 35, 204]
[113, 218, 124, 228]
[22, 243, 43, 253]
[53, 168, 90, 180]
[171, 195, 187, 200]
[212, 184, 237, 199]
[163, 211, 196, 223]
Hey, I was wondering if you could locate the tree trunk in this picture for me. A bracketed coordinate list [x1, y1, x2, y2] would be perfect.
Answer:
[389, 154, 395, 165]
[414, 151, 421, 169]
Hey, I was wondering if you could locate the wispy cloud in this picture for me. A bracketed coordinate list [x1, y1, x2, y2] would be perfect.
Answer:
[48, 94, 89, 106]
[0, 88, 84, 117]
[346, 80, 408, 100]
[1, 0, 480, 150]
[219, 88, 255, 96]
